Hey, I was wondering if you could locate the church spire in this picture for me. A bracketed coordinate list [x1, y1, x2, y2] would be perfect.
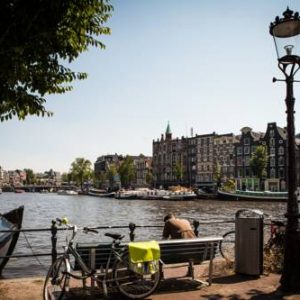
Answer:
[165, 121, 172, 140]
[166, 121, 171, 134]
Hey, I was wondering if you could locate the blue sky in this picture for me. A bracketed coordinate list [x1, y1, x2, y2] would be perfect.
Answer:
[1, 0, 300, 173]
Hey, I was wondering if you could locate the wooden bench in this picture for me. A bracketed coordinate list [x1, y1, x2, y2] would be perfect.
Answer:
[75, 236, 223, 286]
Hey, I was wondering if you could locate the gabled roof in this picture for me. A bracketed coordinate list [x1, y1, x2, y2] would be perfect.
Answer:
[277, 126, 287, 139]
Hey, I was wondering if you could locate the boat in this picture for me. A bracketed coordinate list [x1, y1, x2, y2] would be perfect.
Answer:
[14, 189, 25, 193]
[57, 190, 78, 195]
[87, 190, 115, 198]
[162, 190, 197, 201]
[0, 206, 24, 275]
[115, 189, 139, 199]
[196, 189, 217, 200]
[217, 189, 288, 202]
[139, 189, 170, 200]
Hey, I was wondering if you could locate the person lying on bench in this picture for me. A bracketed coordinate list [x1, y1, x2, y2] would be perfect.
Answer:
[162, 213, 196, 239]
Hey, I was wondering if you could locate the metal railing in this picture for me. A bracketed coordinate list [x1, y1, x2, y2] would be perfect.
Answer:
[0, 219, 235, 266]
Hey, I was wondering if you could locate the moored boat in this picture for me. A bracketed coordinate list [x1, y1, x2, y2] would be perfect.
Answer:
[217, 189, 288, 202]
[139, 189, 170, 200]
[88, 190, 115, 198]
[0, 206, 24, 275]
[57, 190, 78, 195]
[14, 189, 25, 193]
[162, 190, 197, 201]
[115, 190, 139, 199]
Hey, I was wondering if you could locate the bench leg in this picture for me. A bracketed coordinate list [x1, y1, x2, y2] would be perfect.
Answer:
[82, 270, 87, 289]
[159, 262, 165, 280]
[187, 260, 195, 279]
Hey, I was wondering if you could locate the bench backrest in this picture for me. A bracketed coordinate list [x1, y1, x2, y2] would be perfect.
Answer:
[158, 237, 222, 264]
[75, 236, 222, 271]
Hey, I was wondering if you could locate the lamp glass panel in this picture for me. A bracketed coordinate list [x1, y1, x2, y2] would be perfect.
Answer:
[273, 34, 300, 59]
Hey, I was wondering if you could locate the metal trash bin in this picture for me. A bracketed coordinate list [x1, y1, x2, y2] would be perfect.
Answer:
[235, 209, 264, 275]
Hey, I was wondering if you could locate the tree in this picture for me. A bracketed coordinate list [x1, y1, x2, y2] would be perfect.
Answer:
[24, 168, 36, 184]
[118, 156, 136, 188]
[250, 145, 268, 190]
[0, 0, 113, 121]
[146, 169, 154, 186]
[70, 157, 92, 190]
[93, 172, 106, 189]
[61, 172, 73, 183]
[174, 161, 184, 182]
[213, 162, 222, 188]
[106, 163, 118, 189]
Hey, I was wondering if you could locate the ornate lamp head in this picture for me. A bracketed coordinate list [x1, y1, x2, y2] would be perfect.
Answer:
[270, 7, 300, 64]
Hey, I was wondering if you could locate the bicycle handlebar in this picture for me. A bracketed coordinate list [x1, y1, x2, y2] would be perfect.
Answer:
[83, 227, 99, 234]
[56, 218, 99, 235]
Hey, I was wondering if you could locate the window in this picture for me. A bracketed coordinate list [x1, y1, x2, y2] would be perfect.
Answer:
[244, 146, 250, 155]
[245, 156, 250, 166]
[270, 138, 275, 146]
[279, 168, 284, 178]
[279, 157, 284, 166]
[270, 168, 276, 178]
[237, 147, 243, 155]
[279, 146, 284, 155]
[270, 157, 275, 167]
[244, 137, 250, 145]
[270, 129, 275, 137]
[237, 157, 243, 166]
[270, 147, 275, 155]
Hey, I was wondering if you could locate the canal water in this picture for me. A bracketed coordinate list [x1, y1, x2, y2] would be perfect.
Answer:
[0, 192, 286, 278]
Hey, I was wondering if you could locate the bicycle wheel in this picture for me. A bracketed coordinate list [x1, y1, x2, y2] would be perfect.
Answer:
[219, 230, 235, 262]
[113, 255, 160, 299]
[43, 257, 69, 300]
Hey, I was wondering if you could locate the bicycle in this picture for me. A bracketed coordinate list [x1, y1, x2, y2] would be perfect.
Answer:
[264, 220, 285, 251]
[219, 220, 286, 262]
[43, 218, 161, 300]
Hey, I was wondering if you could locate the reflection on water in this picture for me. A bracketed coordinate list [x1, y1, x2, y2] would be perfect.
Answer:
[0, 192, 286, 277]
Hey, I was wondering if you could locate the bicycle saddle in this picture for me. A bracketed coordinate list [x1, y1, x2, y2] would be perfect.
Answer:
[105, 232, 124, 240]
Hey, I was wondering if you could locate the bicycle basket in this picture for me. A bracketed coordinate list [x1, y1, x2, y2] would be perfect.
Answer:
[128, 240, 160, 275]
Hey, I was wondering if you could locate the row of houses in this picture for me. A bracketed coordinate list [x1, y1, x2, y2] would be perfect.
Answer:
[0, 168, 27, 187]
[94, 154, 152, 189]
[152, 122, 300, 191]
[0, 167, 62, 187]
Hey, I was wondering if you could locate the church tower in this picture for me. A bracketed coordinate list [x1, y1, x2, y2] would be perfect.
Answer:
[165, 121, 172, 140]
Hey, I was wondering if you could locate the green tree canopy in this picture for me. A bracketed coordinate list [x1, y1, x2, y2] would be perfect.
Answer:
[0, 0, 113, 121]
[174, 161, 183, 181]
[106, 163, 118, 189]
[24, 168, 36, 184]
[118, 156, 136, 188]
[213, 161, 222, 187]
[146, 169, 154, 186]
[70, 157, 92, 190]
[250, 145, 268, 186]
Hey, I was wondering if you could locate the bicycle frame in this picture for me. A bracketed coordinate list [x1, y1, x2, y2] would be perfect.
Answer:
[60, 226, 126, 286]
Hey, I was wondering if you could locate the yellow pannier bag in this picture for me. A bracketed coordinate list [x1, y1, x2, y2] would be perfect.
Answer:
[128, 240, 160, 275]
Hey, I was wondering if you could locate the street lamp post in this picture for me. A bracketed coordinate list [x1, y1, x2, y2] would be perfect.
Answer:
[270, 7, 300, 292]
